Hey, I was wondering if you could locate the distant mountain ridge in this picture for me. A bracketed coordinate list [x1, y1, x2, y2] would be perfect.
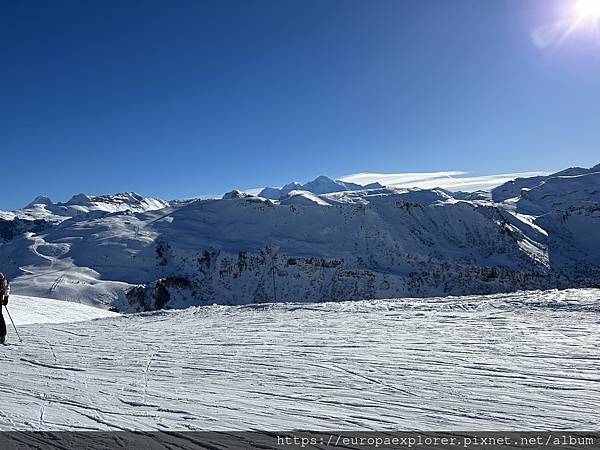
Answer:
[0, 163, 598, 312]
[6, 192, 170, 223]
[258, 175, 384, 199]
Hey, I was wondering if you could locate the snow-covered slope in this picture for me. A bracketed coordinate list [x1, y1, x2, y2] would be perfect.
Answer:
[259, 175, 383, 200]
[0, 210, 16, 221]
[491, 163, 600, 216]
[280, 190, 332, 206]
[515, 172, 600, 215]
[492, 163, 600, 203]
[1, 289, 598, 432]
[322, 186, 453, 206]
[535, 206, 600, 273]
[8, 294, 119, 325]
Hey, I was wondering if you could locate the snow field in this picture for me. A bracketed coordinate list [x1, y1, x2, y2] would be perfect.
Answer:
[1, 289, 598, 431]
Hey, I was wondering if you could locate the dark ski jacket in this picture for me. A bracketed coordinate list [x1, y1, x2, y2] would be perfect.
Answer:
[0, 273, 9, 305]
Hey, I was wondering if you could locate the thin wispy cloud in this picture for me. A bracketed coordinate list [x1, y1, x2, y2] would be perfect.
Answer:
[339, 171, 549, 192]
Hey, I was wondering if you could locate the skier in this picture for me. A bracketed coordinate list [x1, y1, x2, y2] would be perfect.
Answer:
[0, 272, 9, 344]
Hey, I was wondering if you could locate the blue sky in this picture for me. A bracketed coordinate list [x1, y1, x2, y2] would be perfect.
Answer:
[1, 0, 599, 210]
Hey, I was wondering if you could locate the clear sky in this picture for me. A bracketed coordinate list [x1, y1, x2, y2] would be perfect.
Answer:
[1, 0, 599, 210]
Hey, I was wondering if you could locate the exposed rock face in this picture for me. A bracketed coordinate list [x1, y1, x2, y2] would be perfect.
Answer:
[0, 218, 53, 242]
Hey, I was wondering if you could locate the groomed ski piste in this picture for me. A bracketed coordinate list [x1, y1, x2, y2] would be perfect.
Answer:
[1, 289, 598, 432]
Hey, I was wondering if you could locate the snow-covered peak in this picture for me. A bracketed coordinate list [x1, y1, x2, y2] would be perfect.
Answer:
[25, 195, 53, 208]
[300, 175, 362, 195]
[222, 190, 253, 200]
[67, 193, 93, 205]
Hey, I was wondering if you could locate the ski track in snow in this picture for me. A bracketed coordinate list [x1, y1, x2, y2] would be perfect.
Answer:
[0, 290, 599, 431]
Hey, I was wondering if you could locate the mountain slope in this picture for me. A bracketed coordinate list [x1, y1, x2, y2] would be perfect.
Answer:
[492, 163, 600, 202]
[0, 186, 589, 312]
[1, 164, 599, 312]
[516, 172, 600, 215]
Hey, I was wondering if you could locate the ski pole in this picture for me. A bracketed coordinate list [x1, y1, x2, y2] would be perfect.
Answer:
[4, 305, 22, 342]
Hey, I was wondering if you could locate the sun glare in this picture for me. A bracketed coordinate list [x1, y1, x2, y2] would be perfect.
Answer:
[575, 0, 600, 21]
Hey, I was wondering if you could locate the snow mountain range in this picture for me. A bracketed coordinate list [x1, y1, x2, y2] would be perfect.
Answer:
[1, 192, 169, 224]
[1, 167, 599, 312]
[259, 175, 384, 199]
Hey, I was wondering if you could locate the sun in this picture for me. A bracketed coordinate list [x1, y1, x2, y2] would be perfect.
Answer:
[532, 0, 600, 48]
[574, 0, 600, 21]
